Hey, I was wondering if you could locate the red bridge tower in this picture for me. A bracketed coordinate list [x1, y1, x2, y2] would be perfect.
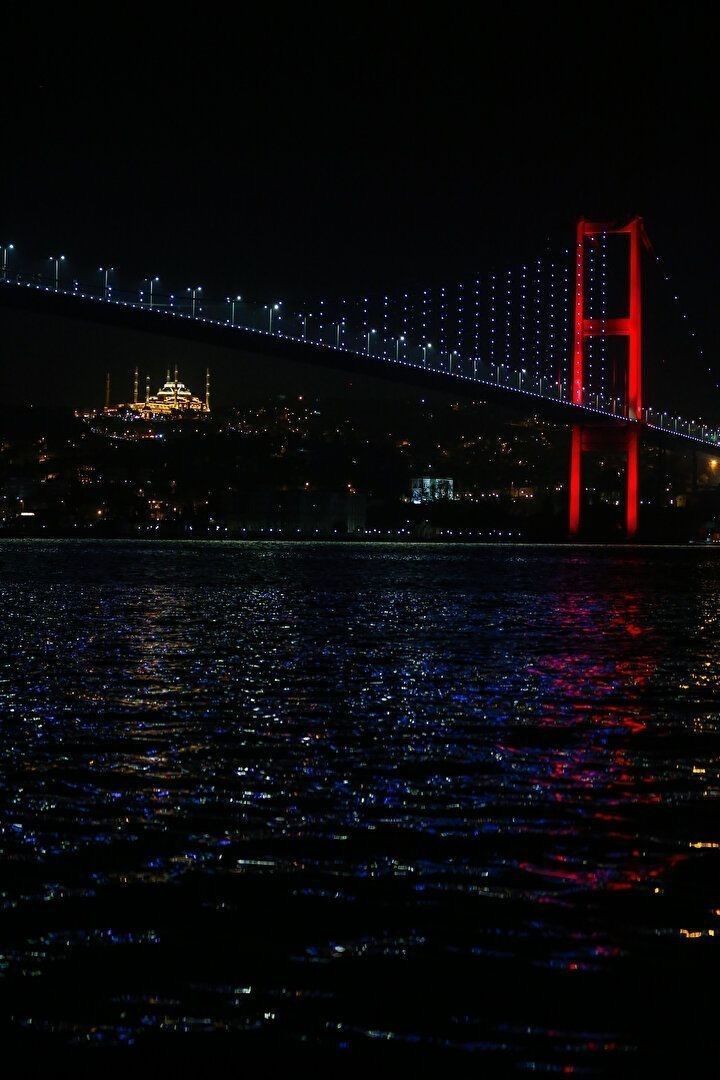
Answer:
[569, 216, 648, 538]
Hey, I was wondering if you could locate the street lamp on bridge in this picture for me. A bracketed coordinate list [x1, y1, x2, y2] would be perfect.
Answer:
[395, 334, 406, 362]
[421, 342, 432, 367]
[1, 242, 14, 279]
[187, 285, 202, 317]
[366, 328, 377, 355]
[48, 254, 66, 289]
[226, 295, 242, 325]
[265, 302, 281, 332]
[98, 266, 114, 299]
[143, 276, 160, 308]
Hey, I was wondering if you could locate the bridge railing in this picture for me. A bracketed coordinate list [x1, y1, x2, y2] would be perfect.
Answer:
[2, 269, 719, 447]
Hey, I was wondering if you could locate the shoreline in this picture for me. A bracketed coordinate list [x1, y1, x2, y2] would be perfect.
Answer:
[1, 535, 718, 550]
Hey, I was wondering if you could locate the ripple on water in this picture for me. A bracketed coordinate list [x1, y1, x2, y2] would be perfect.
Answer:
[1, 540, 719, 1072]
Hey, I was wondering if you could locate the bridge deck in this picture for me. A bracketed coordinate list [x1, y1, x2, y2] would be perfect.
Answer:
[1, 279, 717, 452]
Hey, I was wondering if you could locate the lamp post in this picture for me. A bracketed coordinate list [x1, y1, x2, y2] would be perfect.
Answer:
[98, 266, 114, 299]
[144, 276, 159, 308]
[335, 320, 345, 347]
[421, 342, 432, 367]
[266, 302, 280, 332]
[49, 254, 66, 289]
[366, 328, 376, 355]
[226, 295, 242, 324]
[1, 242, 13, 279]
[395, 335, 405, 361]
[187, 286, 202, 317]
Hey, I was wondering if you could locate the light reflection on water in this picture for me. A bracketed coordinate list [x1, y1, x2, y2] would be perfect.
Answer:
[0, 541, 719, 1074]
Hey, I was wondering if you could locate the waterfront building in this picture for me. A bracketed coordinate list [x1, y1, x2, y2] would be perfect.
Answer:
[410, 476, 454, 504]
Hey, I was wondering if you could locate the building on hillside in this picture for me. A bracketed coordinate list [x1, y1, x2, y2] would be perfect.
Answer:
[410, 477, 454, 504]
[90, 367, 211, 418]
[135, 366, 210, 416]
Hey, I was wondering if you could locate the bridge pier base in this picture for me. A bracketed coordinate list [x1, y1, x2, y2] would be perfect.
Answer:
[568, 424, 640, 540]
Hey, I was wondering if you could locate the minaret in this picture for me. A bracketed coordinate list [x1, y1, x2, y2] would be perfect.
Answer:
[133, 366, 139, 404]
[166, 366, 171, 382]
[105, 372, 111, 409]
[174, 365, 178, 406]
[145, 374, 150, 404]
[205, 368, 211, 412]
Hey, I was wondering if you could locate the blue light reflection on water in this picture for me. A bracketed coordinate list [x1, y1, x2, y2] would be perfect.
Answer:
[0, 541, 718, 1073]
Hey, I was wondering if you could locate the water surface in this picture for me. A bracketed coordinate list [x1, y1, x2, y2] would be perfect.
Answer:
[1, 541, 718, 1076]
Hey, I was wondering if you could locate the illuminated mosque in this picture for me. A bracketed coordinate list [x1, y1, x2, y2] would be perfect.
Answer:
[103, 367, 211, 417]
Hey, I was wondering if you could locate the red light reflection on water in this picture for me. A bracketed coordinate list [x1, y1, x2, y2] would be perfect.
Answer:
[499, 585, 684, 897]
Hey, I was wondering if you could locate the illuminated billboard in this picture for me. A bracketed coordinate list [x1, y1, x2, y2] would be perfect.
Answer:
[410, 477, 454, 504]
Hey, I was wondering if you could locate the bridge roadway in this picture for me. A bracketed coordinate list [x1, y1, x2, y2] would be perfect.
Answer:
[1, 278, 718, 454]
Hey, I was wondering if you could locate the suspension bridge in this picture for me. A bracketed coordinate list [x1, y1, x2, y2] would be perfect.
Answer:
[1, 218, 718, 538]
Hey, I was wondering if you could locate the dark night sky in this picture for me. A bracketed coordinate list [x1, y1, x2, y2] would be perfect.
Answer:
[1, 4, 717, 402]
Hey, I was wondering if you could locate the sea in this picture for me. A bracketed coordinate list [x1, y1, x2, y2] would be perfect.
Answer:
[0, 540, 718, 1076]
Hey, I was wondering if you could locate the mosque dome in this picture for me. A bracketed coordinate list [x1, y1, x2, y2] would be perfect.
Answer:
[124, 367, 210, 415]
